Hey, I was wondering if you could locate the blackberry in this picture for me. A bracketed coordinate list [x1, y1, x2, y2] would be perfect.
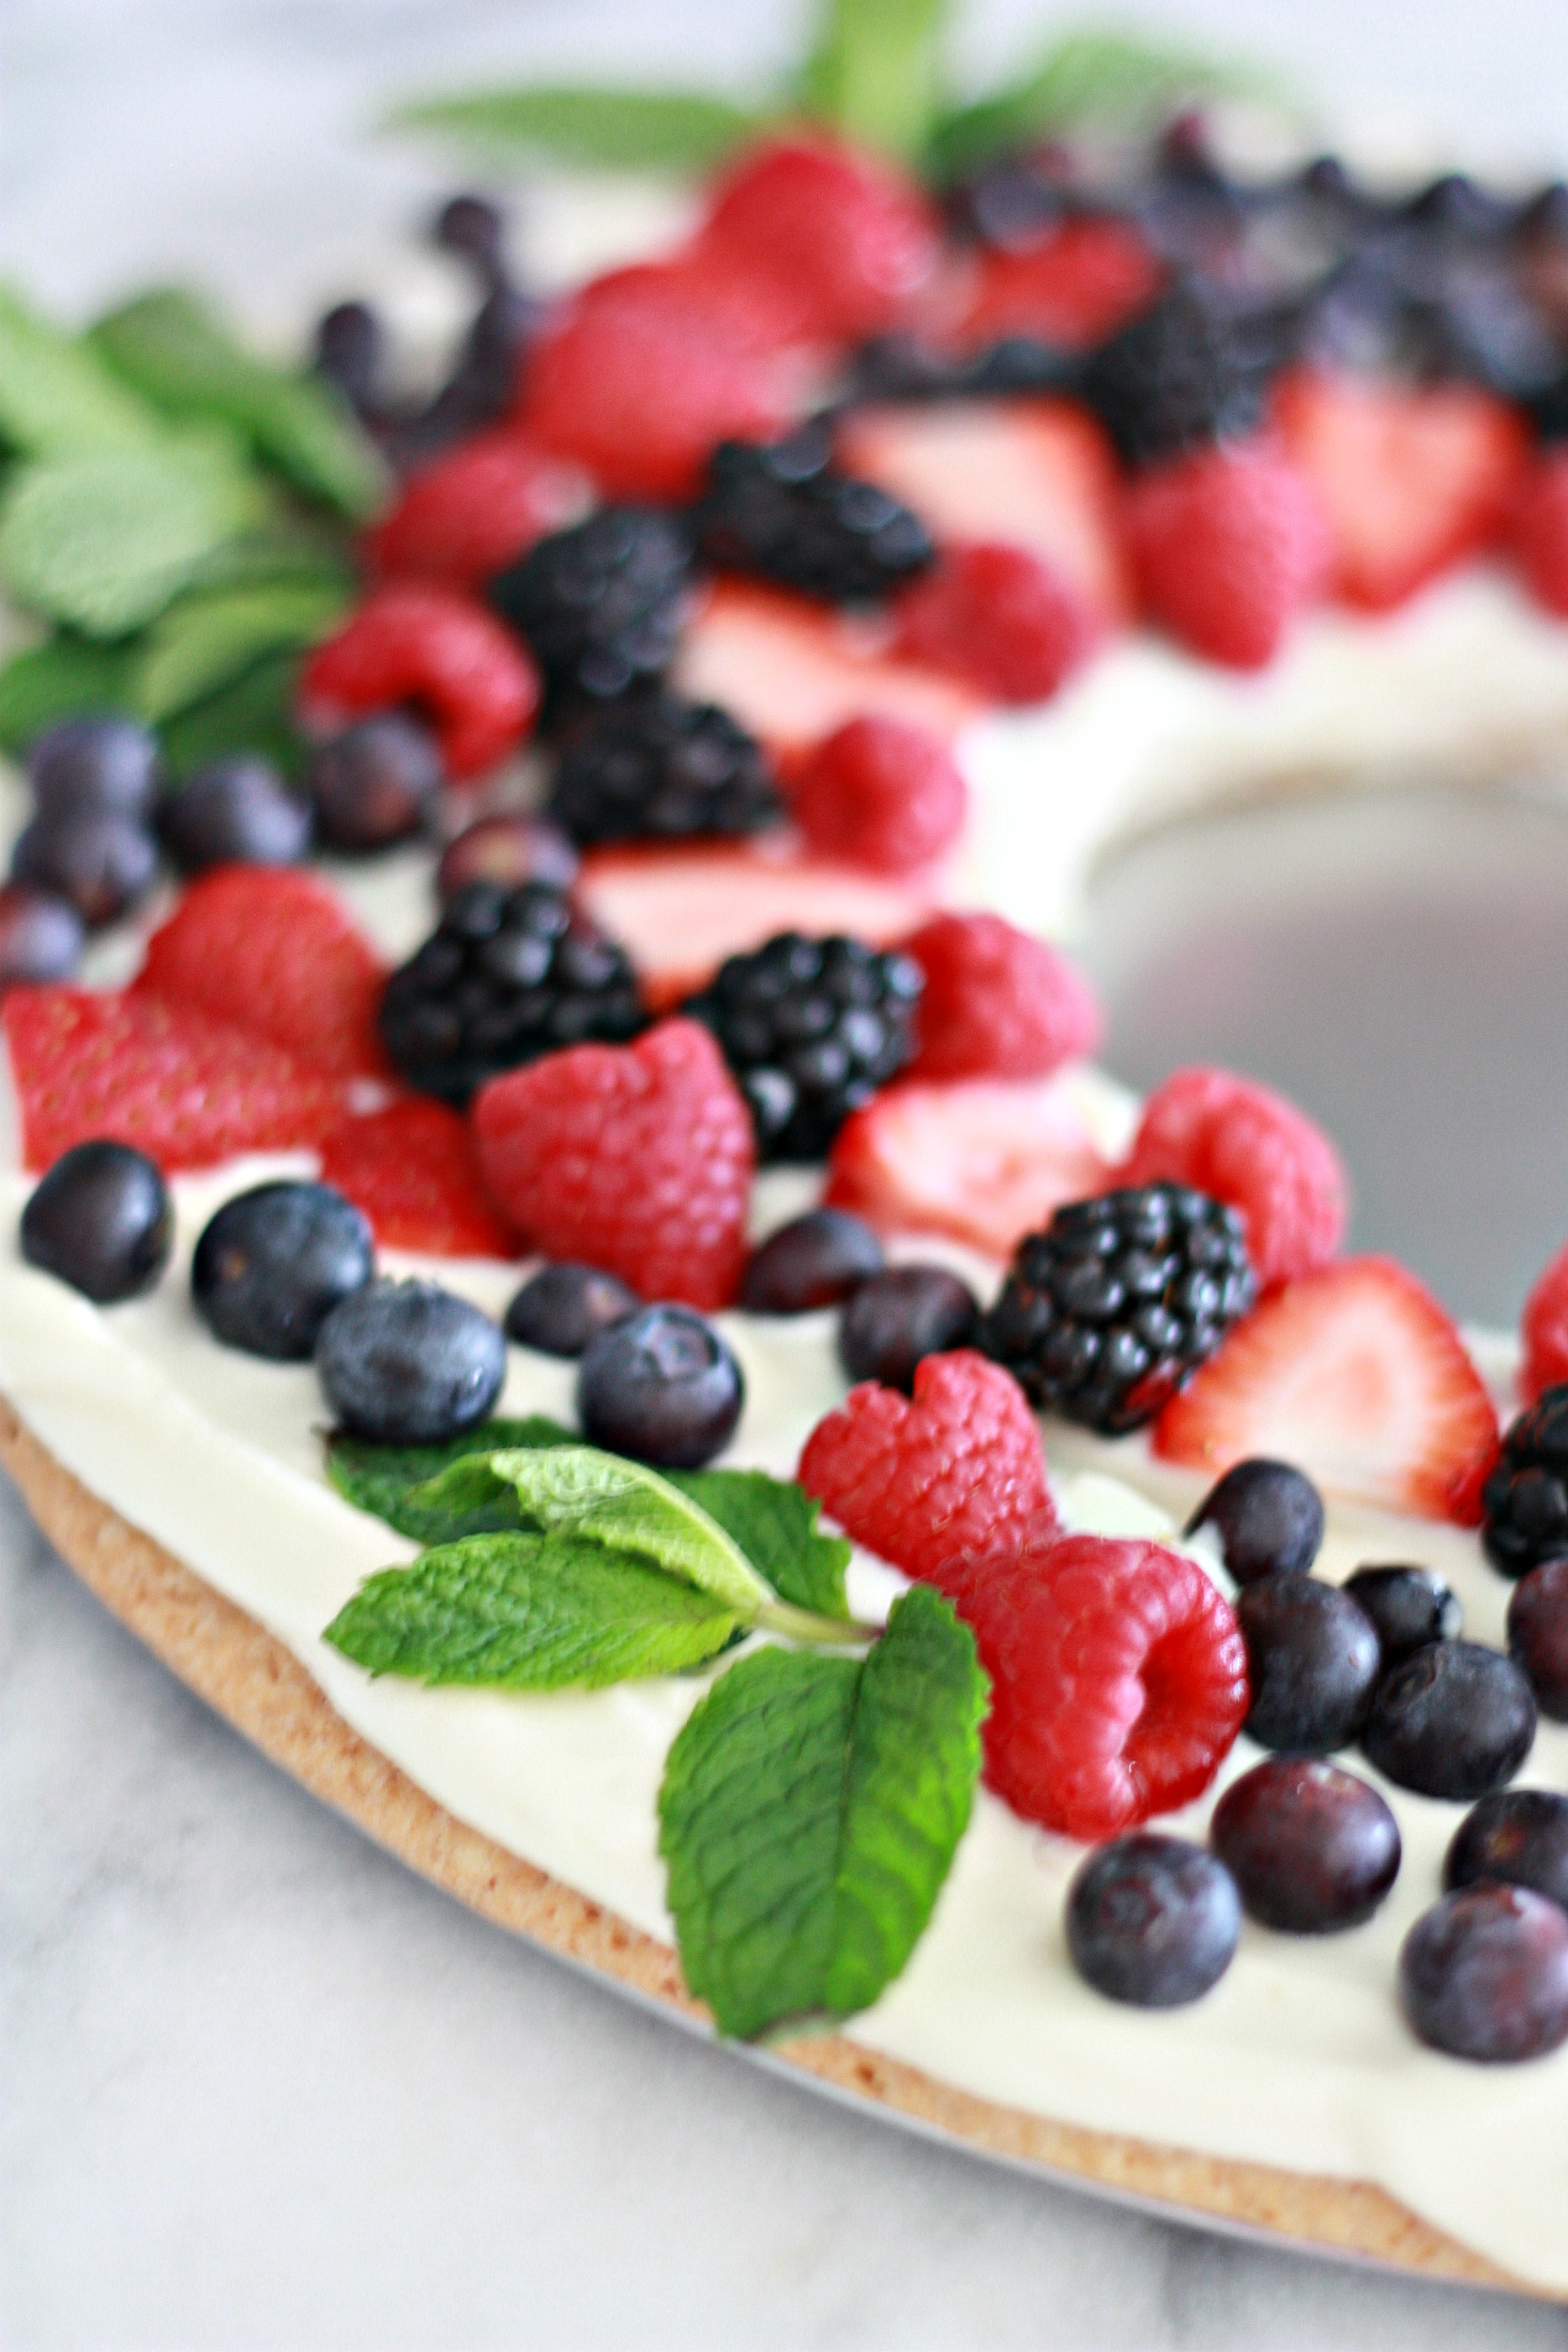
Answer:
[548, 691, 781, 847]
[1482, 1384, 1568, 1578]
[379, 879, 644, 1107]
[691, 424, 934, 603]
[683, 932, 922, 1163]
[1079, 284, 1267, 470]
[488, 506, 693, 712]
[981, 1184, 1255, 1435]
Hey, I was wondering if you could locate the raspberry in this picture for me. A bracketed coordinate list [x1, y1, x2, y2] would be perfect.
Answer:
[1521, 1241, 1568, 1404]
[471, 1016, 754, 1310]
[894, 541, 1094, 704]
[789, 716, 967, 875]
[1121, 441, 1329, 669]
[3, 986, 340, 1172]
[952, 218, 1163, 351]
[135, 866, 388, 1084]
[1119, 1065, 1348, 1291]
[695, 138, 939, 344]
[1513, 448, 1568, 617]
[361, 430, 582, 589]
[299, 582, 540, 780]
[319, 1099, 517, 1257]
[943, 1525, 1250, 1840]
[902, 911, 1102, 1082]
[796, 1349, 1051, 1586]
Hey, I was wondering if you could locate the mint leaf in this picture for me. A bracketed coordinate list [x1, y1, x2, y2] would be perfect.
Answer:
[668, 1469, 850, 1620]
[800, 0, 951, 160]
[134, 576, 349, 721]
[325, 1415, 574, 1541]
[180, 519, 356, 597]
[387, 85, 774, 173]
[159, 645, 304, 780]
[0, 635, 139, 755]
[0, 285, 164, 459]
[658, 1584, 987, 2038]
[323, 1530, 742, 1689]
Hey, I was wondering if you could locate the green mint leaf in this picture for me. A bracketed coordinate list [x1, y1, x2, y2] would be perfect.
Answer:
[325, 1415, 575, 1542]
[158, 645, 304, 779]
[0, 634, 139, 756]
[800, 0, 952, 160]
[91, 289, 388, 519]
[387, 85, 774, 173]
[667, 1468, 850, 1620]
[0, 285, 165, 459]
[323, 1530, 742, 1690]
[134, 576, 349, 721]
[179, 518, 356, 597]
[658, 1583, 987, 2038]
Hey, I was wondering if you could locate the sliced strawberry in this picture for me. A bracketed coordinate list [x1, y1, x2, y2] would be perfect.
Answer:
[574, 842, 932, 1010]
[835, 399, 1132, 626]
[319, 1099, 519, 1257]
[948, 218, 1163, 351]
[826, 1073, 1114, 1259]
[1274, 368, 1529, 612]
[1154, 1255, 1501, 1524]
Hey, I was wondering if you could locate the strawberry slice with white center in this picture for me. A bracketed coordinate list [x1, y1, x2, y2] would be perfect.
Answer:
[825, 1073, 1114, 1259]
[1154, 1255, 1501, 1525]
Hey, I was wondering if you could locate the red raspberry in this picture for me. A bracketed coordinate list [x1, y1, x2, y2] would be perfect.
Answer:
[797, 1349, 1051, 1586]
[894, 541, 1095, 704]
[3, 986, 340, 1171]
[471, 1017, 754, 1310]
[135, 866, 387, 1084]
[361, 430, 582, 589]
[1119, 1065, 1348, 1291]
[952, 218, 1163, 350]
[1122, 441, 1329, 669]
[695, 137, 939, 344]
[902, 911, 1103, 1083]
[1521, 1239, 1568, 1404]
[788, 715, 967, 875]
[944, 1525, 1250, 1840]
[1513, 448, 1568, 617]
[320, 1099, 518, 1257]
[299, 582, 539, 780]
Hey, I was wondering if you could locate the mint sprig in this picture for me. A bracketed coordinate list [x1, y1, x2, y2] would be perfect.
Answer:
[0, 636, 139, 757]
[0, 285, 164, 459]
[667, 1468, 850, 1620]
[133, 576, 352, 722]
[387, 87, 778, 174]
[325, 1415, 574, 1541]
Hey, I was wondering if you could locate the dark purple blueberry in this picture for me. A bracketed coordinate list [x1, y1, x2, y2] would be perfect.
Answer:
[433, 193, 508, 285]
[1507, 1557, 1568, 1719]
[0, 884, 84, 989]
[1343, 1562, 1462, 1668]
[10, 810, 157, 927]
[1237, 1576, 1382, 1751]
[1210, 1756, 1401, 1933]
[192, 1181, 374, 1360]
[505, 1262, 638, 1358]
[740, 1209, 885, 1315]
[27, 715, 159, 822]
[1184, 1457, 1324, 1585]
[839, 1264, 978, 1393]
[316, 1278, 506, 1444]
[1445, 1789, 1568, 1914]
[1066, 1835, 1240, 2008]
[577, 1305, 743, 1469]
[158, 755, 312, 873]
[313, 302, 385, 414]
[307, 715, 443, 853]
[436, 814, 579, 902]
[1362, 1641, 1537, 1800]
[19, 1141, 172, 1304]
[1399, 1883, 1568, 2062]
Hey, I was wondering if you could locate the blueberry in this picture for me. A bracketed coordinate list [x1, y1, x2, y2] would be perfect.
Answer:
[1398, 1883, 1568, 2062]
[11, 810, 157, 927]
[27, 715, 159, 822]
[159, 755, 312, 872]
[839, 1264, 978, 1392]
[1237, 1576, 1382, 1751]
[1184, 1457, 1324, 1584]
[505, 1262, 638, 1357]
[307, 715, 443, 853]
[313, 300, 385, 413]
[1361, 1641, 1537, 1800]
[433, 193, 508, 284]
[0, 884, 84, 989]
[1210, 1756, 1401, 1933]
[1445, 1789, 1568, 1914]
[19, 1141, 171, 1304]
[1065, 1835, 1240, 2008]
[437, 815, 579, 903]
[192, 1181, 374, 1359]
[1343, 1562, 1461, 1667]
[317, 1278, 506, 1444]
[741, 1209, 885, 1315]
[577, 1305, 743, 1468]
[1507, 1557, 1568, 1719]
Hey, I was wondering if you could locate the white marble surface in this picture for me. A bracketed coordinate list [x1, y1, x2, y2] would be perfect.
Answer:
[8, 4, 1568, 2347]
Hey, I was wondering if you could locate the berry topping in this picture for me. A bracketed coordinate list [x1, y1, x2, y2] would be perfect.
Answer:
[472, 1018, 755, 1313]
[547, 692, 779, 848]
[1156, 1257, 1501, 1524]
[437, 813, 579, 902]
[1362, 1641, 1538, 1800]
[789, 716, 966, 878]
[1483, 1385, 1568, 1578]
[319, 1100, 517, 1258]
[1184, 1458, 1325, 1586]
[1236, 1575, 1383, 1751]
[305, 714, 443, 854]
[739, 1207, 885, 1316]
[158, 755, 312, 872]
[1080, 286, 1263, 470]
[1445, 1789, 1568, 1913]
[1066, 1835, 1240, 2008]
[894, 541, 1095, 704]
[1122, 442, 1329, 670]
[1508, 1559, 1568, 1719]
[299, 582, 539, 780]
[901, 911, 1101, 1082]
[952, 218, 1164, 352]
[1343, 1563, 1462, 1667]
[27, 714, 159, 822]
[505, 1261, 640, 1358]
[577, 1302, 744, 1469]
[682, 931, 922, 1163]
[837, 1265, 980, 1393]
[981, 1183, 1255, 1435]
[692, 427, 934, 603]
[10, 807, 157, 928]
[489, 506, 694, 711]
[796, 1348, 1048, 1587]
[1520, 1240, 1568, 1407]
[1211, 1756, 1401, 1934]
[192, 1180, 375, 1360]
[19, 1140, 172, 1305]
[0, 885, 83, 992]
[1398, 1883, 1568, 2063]
[1512, 447, 1568, 617]
[361, 429, 581, 587]
[695, 137, 938, 344]
[316, 1278, 506, 1446]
